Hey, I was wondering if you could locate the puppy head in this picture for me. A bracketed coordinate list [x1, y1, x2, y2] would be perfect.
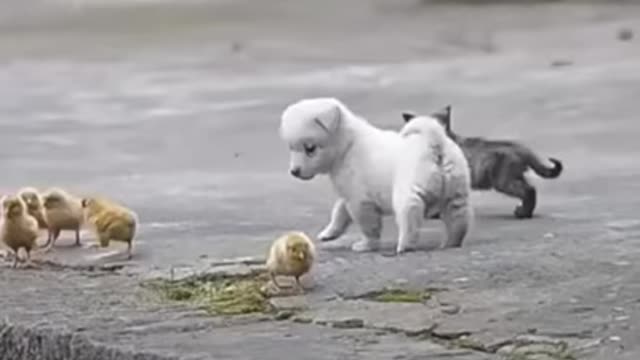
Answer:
[2, 195, 26, 218]
[279, 98, 344, 180]
[402, 105, 453, 136]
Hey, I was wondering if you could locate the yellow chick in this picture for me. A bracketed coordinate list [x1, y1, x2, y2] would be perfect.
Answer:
[1, 195, 39, 268]
[17, 187, 48, 230]
[266, 231, 316, 292]
[81, 196, 138, 260]
[41, 187, 84, 250]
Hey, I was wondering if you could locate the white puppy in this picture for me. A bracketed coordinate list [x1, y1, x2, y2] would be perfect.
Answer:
[279, 98, 472, 253]
[394, 109, 473, 252]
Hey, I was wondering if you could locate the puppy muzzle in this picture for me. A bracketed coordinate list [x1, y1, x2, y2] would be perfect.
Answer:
[289, 167, 314, 180]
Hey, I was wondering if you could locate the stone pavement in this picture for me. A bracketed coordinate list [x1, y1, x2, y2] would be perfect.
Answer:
[2, 196, 640, 360]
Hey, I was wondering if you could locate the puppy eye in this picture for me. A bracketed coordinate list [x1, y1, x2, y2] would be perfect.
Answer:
[303, 144, 317, 156]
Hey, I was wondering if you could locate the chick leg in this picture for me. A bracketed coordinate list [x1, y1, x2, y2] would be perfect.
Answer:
[24, 249, 36, 269]
[269, 272, 283, 290]
[74, 228, 81, 246]
[40, 229, 53, 249]
[11, 250, 19, 269]
[2, 249, 15, 262]
[295, 276, 306, 293]
[126, 242, 133, 260]
[44, 228, 61, 252]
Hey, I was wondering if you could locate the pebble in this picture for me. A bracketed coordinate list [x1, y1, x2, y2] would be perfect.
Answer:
[618, 28, 634, 42]
[274, 311, 295, 321]
[440, 304, 461, 315]
[331, 318, 365, 329]
[393, 278, 409, 285]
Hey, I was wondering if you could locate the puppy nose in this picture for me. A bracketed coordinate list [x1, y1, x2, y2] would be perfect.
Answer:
[290, 167, 301, 177]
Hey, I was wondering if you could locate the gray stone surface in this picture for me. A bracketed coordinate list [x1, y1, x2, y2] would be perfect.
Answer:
[1, 0, 640, 359]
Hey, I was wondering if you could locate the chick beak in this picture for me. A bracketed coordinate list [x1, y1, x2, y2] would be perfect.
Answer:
[297, 252, 306, 261]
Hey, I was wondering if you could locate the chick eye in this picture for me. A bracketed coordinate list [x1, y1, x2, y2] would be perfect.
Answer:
[303, 144, 317, 157]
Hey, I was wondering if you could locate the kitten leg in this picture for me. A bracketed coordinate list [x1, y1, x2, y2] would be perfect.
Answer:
[349, 202, 382, 252]
[515, 179, 537, 218]
[317, 198, 352, 242]
[495, 177, 536, 218]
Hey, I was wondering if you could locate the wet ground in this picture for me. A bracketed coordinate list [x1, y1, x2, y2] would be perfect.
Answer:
[1, 0, 640, 359]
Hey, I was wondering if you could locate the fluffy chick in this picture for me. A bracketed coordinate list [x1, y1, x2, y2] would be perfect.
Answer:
[1, 195, 39, 268]
[266, 231, 316, 292]
[81, 196, 138, 260]
[17, 187, 48, 230]
[41, 187, 84, 250]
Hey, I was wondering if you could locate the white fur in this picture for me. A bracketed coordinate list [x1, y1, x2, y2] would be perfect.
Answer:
[279, 98, 472, 253]
[393, 115, 473, 253]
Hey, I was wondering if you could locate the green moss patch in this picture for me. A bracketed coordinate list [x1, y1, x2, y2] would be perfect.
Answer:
[142, 271, 273, 316]
[357, 288, 438, 303]
[503, 341, 576, 360]
[448, 336, 577, 360]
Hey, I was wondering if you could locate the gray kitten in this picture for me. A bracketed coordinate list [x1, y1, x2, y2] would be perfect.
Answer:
[402, 106, 562, 219]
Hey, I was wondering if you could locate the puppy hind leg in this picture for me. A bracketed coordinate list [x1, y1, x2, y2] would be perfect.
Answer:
[318, 198, 352, 242]
[441, 200, 472, 248]
[394, 198, 424, 254]
[349, 202, 382, 252]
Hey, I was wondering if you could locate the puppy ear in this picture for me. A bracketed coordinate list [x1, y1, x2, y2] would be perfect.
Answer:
[401, 111, 417, 123]
[314, 104, 342, 134]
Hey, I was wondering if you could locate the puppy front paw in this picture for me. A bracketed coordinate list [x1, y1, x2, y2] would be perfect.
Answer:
[317, 227, 340, 242]
[396, 243, 417, 255]
[351, 240, 379, 252]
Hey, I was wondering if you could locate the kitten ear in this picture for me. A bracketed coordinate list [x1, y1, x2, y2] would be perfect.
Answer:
[431, 105, 452, 130]
[314, 104, 342, 134]
[401, 111, 418, 123]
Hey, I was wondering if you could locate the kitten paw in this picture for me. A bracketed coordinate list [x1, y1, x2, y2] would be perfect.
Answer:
[514, 206, 533, 219]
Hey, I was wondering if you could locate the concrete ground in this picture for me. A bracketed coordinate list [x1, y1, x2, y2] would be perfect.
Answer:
[1, 0, 640, 359]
